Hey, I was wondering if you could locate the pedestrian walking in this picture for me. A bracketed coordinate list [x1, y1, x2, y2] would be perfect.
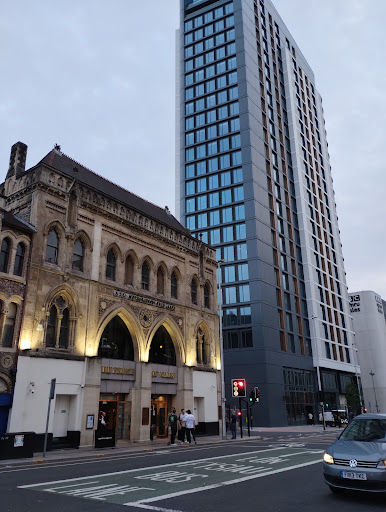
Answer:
[307, 412, 313, 425]
[230, 410, 237, 439]
[179, 408, 188, 444]
[185, 409, 196, 444]
[167, 407, 179, 446]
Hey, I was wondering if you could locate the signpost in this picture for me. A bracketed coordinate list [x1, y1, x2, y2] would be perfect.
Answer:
[43, 378, 56, 458]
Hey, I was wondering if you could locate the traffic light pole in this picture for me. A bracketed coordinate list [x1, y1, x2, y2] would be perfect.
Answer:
[238, 397, 243, 438]
[247, 402, 251, 437]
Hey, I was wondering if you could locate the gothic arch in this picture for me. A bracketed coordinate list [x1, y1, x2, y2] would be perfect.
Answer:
[95, 305, 143, 361]
[73, 230, 92, 251]
[43, 219, 66, 237]
[103, 242, 123, 262]
[193, 319, 215, 367]
[123, 249, 139, 267]
[144, 314, 185, 366]
[43, 283, 79, 318]
[155, 261, 169, 279]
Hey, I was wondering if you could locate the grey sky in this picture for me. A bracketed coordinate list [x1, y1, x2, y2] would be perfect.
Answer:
[1, 1, 385, 297]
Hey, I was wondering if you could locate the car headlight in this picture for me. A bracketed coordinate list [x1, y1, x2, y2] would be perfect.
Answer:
[323, 452, 334, 464]
[377, 460, 386, 468]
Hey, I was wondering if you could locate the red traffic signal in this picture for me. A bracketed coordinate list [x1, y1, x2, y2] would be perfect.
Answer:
[231, 378, 246, 397]
[237, 411, 242, 416]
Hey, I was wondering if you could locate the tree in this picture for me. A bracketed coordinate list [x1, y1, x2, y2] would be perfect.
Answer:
[345, 382, 361, 415]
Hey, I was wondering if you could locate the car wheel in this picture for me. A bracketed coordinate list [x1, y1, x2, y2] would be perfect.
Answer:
[329, 486, 344, 495]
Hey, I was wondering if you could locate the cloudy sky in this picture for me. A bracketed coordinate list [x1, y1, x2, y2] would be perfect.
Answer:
[1, 1, 385, 297]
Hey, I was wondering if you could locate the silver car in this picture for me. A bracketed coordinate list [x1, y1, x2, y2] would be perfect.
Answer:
[323, 413, 386, 493]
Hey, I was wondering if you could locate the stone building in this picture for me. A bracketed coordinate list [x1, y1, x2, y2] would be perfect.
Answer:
[0, 142, 220, 448]
[0, 189, 35, 434]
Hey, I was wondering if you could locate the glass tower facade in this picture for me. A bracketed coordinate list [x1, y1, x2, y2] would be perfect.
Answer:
[177, 0, 358, 426]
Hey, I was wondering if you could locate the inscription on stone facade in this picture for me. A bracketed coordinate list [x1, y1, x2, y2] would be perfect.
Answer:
[113, 290, 175, 311]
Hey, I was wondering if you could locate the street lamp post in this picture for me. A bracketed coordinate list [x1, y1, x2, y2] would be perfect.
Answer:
[217, 259, 226, 440]
[369, 370, 379, 413]
[352, 343, 364, 413]
[311, 315, 326, 430]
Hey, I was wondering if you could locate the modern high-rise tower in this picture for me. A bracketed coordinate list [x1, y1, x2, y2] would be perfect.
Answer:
[176, 0, 359, 425]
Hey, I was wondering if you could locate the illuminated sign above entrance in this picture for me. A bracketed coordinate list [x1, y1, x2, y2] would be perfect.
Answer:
[102, 366, 134, 375]
[113, 290, 175, 311]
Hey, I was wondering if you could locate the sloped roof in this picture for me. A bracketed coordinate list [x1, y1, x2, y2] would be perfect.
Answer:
[37, 149, 189, 234]
[1, 208, 36, 233]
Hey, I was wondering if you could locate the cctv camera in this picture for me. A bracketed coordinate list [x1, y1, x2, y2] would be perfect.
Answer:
[31, 389, 35, 394]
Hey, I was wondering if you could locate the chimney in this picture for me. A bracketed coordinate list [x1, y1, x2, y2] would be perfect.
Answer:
[6, 142, 28, 179]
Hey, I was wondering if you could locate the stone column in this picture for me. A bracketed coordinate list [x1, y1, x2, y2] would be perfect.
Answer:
[130, 362, 152, 442]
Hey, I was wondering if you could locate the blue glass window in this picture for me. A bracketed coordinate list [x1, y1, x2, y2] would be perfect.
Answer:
[186, 164, 195, 178]
[185, 88, 194, 101]
[231, 134, 241, 148]
[196, 129, 205, 142]
[206, 51, 215, 65]
[186, 117, 194, 130]
[219, 121, 229, 136]
[229, 102, 239, 115]
[194, 15, 203, 28]
[215, 6, 224, 18]
[209, 175, 219, 189]
[238, 263, 249, 280]
[225, 3, 234, 14]
[185, 33, 193, 45]
[186, 181, 195, 195]
[195, 83, 205, 96]
[208, 141, 217, 155]
[197, 195, 207, 210]
[229, 86, 238, 100]
[219, 137, 230, 152]
[236, 243, 247, 260]
[223, 245, 235, 261]
[205, 25, 214, 37]
[239, 285, 250, 302]
[221, 171, 231, 186]
[195, 41, 203, 54]
[186, 148, 195, 162]
[186, 216, 195, 230]
[197, 178, 207, 192]
[222, 208, 233, 223]
[228, 71, 238, 85]
[209, 192, 219, 207]
[225, 287, 237, 304]
[207, 109, 216, 123]
[228, 57, 237, 70]
[207, 125, 217, 139]
[240, 307, 251, 324]
[197, 213, 207, 228]
[195, 98, 205, 111]
[220, 154, 230, 169]
[222, 189, 232, 204]
[216, 47, 226, 60]
[232, 151, 242, 166]
[195, 113, 205, 126]
[194, 28, 203, 40]
[185, 74, 194, 86]
[230, 118, 240, 132]
[185, 20, 193, 31]
[215, 20, 225, 32]
[185, 60, 193, 72]
[186, 198, 195, 213]
[207, 95, 216, 108]
[205, 11, 213, 23]
[205, 37, 214, 50]
[217, 75, 227, 89]
[234, 186, 244, 201]
[210, 210, 220, 225]
[225, 15, 234, 28]
[200, 231, 209, 243]
[234, 204, 245, 220]
[227, 29, 235, 41]
[235, 224, 246, 240]
[196, 161, 206, 175]
[218, 106, 228, 119]
[211, 229, 221, 244]
[196, 144, 206, 158]
[206, 65, 215, 78]
[227, 42, 236, 54]
[216, 33, 225, 45]
[195, 69, 204, 82]
[195, 55, 204, 67]
[206, 79, 216, 93]
[186, 132, 194, 146]
[217, 61, 226, 74]
[186, 102, 194, 115]
[208, 157, 218, 172]
[224, 265, 236, 282]
[233, 168, 243, 183]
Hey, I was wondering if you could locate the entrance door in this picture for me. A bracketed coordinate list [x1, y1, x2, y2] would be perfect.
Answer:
[151, 395, 170, 438]
[53, 395, 70, 438]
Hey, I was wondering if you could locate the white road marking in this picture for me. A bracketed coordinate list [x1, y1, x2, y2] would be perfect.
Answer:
[124, 459, 322, 508]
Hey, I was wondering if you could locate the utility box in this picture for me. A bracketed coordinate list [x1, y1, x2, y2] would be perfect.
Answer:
[0, 432, 35, 460]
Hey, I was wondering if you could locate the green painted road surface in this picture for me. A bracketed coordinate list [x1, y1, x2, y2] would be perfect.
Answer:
[20, 447, 323, 509]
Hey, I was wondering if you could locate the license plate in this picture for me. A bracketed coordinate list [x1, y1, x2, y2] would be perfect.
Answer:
[341, 471, 367, 480]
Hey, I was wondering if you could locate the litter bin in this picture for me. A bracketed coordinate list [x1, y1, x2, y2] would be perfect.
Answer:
[0, 432, 35, 460]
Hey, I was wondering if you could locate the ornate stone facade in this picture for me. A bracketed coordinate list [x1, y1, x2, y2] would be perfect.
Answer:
[1, 142, 221, 446]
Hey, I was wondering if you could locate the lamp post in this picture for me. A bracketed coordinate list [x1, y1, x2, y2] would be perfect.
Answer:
[217, 259, 226, 440]
[352, 343, 364, 413]
[369, 370, 379, 413]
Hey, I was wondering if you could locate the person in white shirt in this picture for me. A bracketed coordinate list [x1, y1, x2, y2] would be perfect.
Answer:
[185, 409, 196, 444]
[179, 409, 188, 444]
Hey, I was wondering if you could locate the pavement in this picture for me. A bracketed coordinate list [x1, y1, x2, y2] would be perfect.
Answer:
[0, 424, 331, 467]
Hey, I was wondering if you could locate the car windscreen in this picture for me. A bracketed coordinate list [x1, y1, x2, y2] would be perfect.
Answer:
[340, 418, 386, 442]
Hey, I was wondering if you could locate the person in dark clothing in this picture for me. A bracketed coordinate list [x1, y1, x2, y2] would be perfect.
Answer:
[230, 410, 237, 439]
[168, 408, 179, 445]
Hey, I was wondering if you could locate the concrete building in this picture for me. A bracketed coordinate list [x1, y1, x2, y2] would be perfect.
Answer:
[0, 142, 221, 448]
[176, 0, 358, 425]
[349, 291, 386, 413]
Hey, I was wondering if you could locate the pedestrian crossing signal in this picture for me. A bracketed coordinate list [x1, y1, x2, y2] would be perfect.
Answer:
[232, 378, 246, 397]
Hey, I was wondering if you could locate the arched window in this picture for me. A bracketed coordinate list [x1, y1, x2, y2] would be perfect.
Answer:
[196, 328, 209, 365]
[72, 238, 84, 271]
[0, 238, 11, 272]
[106, 249, 116, 280]
[44, 296, 71, 350]
[204, 283, 210, 309]
[98, 316, 134, 360]
[13, 243, 25, 276]
[148, 326, 176, 365]
[45, 306, 57, 348]
[157, 267, 165, 295]
[125, 256, 134, 285]
[45, 229, 59, 263]
[171, 271, 178, 299]
[191, 279, 198, 305]
[2, 302, 17, 347]
[142, 261, 150, 290]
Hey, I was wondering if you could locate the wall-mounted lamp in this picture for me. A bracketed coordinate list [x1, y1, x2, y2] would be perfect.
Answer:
[20, 339, 31, 350]
[29, 382, 35, 394]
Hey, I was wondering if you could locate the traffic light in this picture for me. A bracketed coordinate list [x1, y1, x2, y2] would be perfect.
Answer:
[231, 378, 246, 397]
[249, 387, 260, 403]
[237, 410, 242, 417]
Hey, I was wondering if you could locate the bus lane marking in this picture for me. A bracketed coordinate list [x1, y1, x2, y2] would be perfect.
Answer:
[19, 447, 322, 507]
